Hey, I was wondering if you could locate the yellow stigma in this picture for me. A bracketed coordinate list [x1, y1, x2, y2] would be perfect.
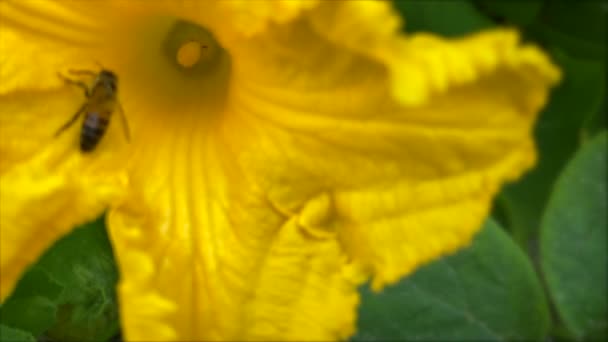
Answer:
[177, 41, 205, 68]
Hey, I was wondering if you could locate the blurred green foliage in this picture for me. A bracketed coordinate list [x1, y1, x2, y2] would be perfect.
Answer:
[0, 1, 605, 341]
[354, 220, 550, 341]
[541, 133, 607, 340]
[0, 325, 35, 342]
[0, 218, 120, 341]
[394, 0, 495, 36]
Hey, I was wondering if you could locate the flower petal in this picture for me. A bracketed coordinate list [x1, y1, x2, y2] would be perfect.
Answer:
[0, 89, 130, 299]
[0, 152, 127, 300]
[0, 9, 130, 300]
[1, 1, 561, 341]
[216, 0, 320, 36]
[307, 1, 560, 106]
[220, 0, 560, 290]
[0, 1, 106, 94]
[108, 117, 362, 340]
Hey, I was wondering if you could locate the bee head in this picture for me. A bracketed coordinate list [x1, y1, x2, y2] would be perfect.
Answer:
[99, 69, 118, 92]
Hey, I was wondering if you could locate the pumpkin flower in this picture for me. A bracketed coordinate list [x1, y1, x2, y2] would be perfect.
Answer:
[0, 0, 559, 340]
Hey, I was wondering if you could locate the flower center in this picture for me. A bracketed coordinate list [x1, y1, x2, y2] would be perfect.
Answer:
[124, 17, 232, 114]
[177, 41, 205, 68]
[162, 20, 227, 79]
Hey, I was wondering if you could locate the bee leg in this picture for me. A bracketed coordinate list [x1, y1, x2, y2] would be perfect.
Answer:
[117, 102, 131, 142]
[67, 69, 98, 77]
[57, 72, 91, 97]
[54, 104, 86, 138]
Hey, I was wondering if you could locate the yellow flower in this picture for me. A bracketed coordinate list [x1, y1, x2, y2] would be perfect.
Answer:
[0, 0, 559, 340]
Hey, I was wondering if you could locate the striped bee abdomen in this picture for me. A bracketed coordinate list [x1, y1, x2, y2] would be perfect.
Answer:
[80, 112, 109, 152]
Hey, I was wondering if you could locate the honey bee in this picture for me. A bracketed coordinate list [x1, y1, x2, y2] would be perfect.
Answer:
[55, 69, 130, 152]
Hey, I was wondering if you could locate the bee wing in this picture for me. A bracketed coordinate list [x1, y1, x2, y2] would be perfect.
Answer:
[117, 101, 131, 141]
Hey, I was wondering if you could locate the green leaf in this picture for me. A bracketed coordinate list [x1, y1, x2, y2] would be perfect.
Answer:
[0, 268, 63, 336]
[0, 325, 36, 342]
[0, 216, 120, 341]
[475, 0, 543, 27]
[394, 0, 494, 37]
[498, 50, 606, 248]
[353, 219, 550, 341]
[541, 132, 608, 340]
[40, 217, 120, 342]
